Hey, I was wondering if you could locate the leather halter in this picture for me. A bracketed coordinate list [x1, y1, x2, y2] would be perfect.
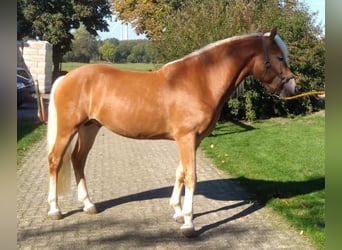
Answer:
[261, 35, 294, 92]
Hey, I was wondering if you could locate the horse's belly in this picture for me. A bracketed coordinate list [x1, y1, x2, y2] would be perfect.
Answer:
[107, 121, 172, 140]
[95, 107, 172, 140]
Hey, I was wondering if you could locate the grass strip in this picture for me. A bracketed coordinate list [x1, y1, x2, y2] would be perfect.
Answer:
[200, 113, 325, 249]
[17, 121, 47, 166]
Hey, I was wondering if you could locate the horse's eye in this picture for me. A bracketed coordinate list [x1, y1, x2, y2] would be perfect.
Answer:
[277, 56, 284, 62]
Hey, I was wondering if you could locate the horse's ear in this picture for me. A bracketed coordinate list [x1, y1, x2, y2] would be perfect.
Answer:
[269, 27, 278, 40]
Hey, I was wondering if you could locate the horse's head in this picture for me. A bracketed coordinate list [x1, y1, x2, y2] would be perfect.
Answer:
[254, 28, 296, 98]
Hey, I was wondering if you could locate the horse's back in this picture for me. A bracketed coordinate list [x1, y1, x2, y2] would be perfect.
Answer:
[60, 63, 163, 90]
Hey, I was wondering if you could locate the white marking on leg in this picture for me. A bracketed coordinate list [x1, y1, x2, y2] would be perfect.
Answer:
[170, 162, 184, 222]
[182, 185, 194, 226]
[78, 178, 96, 213]
[48, 176, 61, 217]
[180, 181, 196, 237]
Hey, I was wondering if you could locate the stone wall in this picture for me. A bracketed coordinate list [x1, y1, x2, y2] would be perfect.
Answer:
[17, 40, 53, 93]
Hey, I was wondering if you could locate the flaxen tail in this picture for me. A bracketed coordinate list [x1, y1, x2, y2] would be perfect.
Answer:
[47, 76, 77, 195]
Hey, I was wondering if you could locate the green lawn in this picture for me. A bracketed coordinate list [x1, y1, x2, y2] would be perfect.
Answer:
[17, 121, 47, 165]
[62, 62, 162, 72]
[200, 112, 325, 249]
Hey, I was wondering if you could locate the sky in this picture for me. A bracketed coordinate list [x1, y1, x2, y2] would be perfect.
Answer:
[98, 19, 146, 40]
[98, 0, 325, 40]
[302, 0, 325, 27]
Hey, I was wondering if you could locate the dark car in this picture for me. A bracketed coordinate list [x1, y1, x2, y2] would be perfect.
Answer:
[17, 67, 35, 107]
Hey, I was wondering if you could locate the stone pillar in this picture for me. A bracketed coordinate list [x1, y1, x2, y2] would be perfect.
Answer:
[17, 40, 53, 93]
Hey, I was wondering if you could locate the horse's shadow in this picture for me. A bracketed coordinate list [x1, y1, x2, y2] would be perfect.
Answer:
[84, 177, 324, 236]
[208, 119, 257, 137]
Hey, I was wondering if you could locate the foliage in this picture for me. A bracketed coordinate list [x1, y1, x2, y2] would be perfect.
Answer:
[64, 34, 156, 63]
[114, 40, 140, 63]
[17, 0, 112, 73]
[155, 0, 233, 61]
[201, 113, 325, 248]
[154, 0, 324, 61]
[110, 0, 182, 39]
[63, 26, 98, 63]
[243, 89, 257, 123]
[127, 41, 155, 63]
[98, 39, 118, 62]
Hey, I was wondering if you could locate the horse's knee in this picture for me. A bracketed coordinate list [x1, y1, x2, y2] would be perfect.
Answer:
[48, 154, 60, 174]
[184, 173, 196, 189]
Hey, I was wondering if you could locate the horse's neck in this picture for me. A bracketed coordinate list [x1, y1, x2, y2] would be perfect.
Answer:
[161, 37, 260, 106]
[195, 38, 259, 103]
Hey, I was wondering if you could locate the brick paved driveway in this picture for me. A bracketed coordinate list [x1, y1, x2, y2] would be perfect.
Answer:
[17, 127, 315, 249]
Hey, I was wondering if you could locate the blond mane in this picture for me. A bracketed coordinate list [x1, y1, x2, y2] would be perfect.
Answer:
[164, 32, 289, 67]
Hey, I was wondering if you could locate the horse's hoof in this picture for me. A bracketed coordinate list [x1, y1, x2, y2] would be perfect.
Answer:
[48, 211, 63, 220]
[84, 204, 97, 214]
[173, 214, 185, 224]
[180, 224, 196, 237]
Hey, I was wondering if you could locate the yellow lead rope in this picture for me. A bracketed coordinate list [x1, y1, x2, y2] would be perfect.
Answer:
[281, 90, 325, 100]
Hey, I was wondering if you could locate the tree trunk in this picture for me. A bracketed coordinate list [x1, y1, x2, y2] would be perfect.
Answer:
[52, 45, 62, 82]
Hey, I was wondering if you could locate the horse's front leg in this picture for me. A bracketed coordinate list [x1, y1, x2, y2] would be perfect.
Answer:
[171, 135, 197, 237]
[170, 161, 185, 223]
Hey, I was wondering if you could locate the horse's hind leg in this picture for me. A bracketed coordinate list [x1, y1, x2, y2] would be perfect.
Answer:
[72, 122, 100, 214]
[48, 130, 76, 219]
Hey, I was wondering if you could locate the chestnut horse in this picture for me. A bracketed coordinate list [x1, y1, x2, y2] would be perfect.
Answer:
[47, 28, 296, 236]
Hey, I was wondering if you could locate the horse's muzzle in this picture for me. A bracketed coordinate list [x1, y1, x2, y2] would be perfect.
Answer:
[279, 76, 296, 98]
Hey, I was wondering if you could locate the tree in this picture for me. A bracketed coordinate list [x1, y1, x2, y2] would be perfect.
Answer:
[98, 39, 118, 62]
[114, 40, 139, 62]
[63, 26, 98, 63]
[154, 0, 233, 61]
[127, 41, 154, 63]
[110, 0, 182, 40]
[17, 0, 112, 76]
